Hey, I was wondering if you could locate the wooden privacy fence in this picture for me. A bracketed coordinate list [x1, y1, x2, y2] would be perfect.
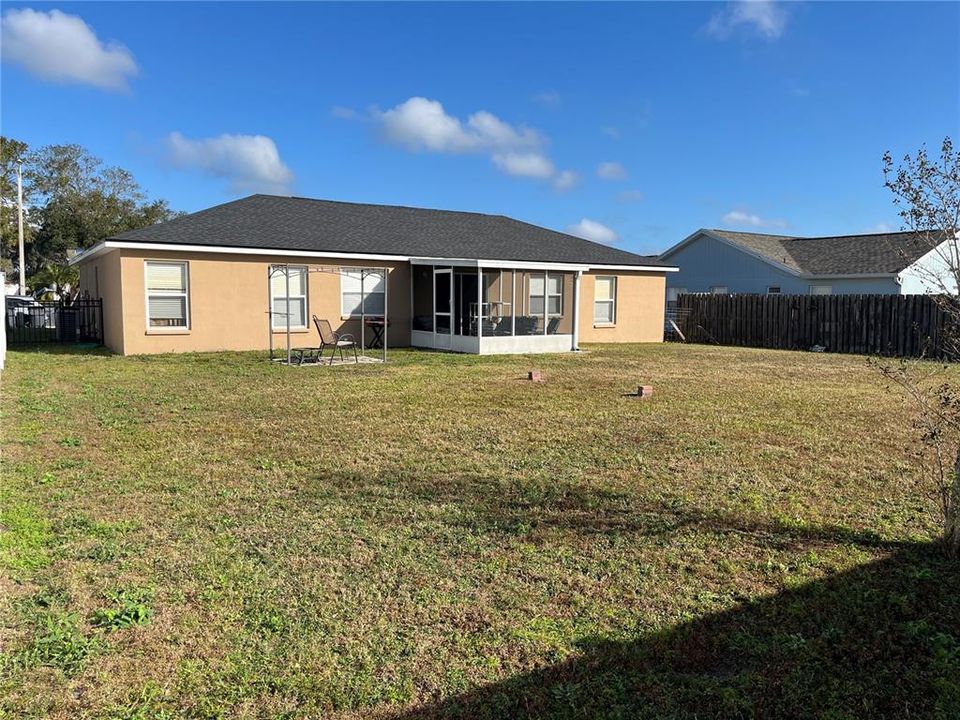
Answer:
[672, 293, 954, 359]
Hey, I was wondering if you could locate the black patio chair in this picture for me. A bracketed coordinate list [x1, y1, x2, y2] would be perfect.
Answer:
[514, 316, 539, 336]
[492, 317, 513, 335]
[299, 316, 358, 365]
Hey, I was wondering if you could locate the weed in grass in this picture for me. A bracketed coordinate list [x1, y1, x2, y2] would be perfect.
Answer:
[97, 413, 139, 432]
[10, 611, 97, 675]
[80, 539, 132, 563]
[91, 588, 154, 631]
[0, 497, 52, 574]
[104, 682, 176, 720]
[255, 457, 278, 471]
[27, 586, 71, 610]
[58, 513, 139, 540]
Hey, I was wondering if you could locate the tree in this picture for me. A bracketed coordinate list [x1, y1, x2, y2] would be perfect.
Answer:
[883, 138, 960, 299]
[0, 136, 32, 275]
[29, 262, 79, 301]
[23, 143, 178, 277]
[881, 137, 960, 556]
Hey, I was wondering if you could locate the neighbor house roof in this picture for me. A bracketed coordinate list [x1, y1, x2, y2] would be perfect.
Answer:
[96, 194, 669, 268]
[661, 228, 948, 276]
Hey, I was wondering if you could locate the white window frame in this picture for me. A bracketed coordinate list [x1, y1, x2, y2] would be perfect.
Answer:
[809, 285, 833, 295]
[340, 267, 386, 319]
[270, 265, 309, 330]
[594, 275, 617, 325]
[767, 286, 781, 295]
[144, 260, 190, 332]
[528, 272, 564, 317]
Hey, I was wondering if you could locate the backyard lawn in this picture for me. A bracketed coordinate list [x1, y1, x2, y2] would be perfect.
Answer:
[1, 344, 958, 719]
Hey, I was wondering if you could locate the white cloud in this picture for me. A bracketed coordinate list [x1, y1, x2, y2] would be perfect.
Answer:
[1, 8, 138, 91]
[331, 106, 358, 120]
[618, 189, 644, 203]
[706, 1, 789, 41]
[597, 161, 628, 181]
[722, 210, 787, 229]
[377, 97, 542, 154]
[165, 132, 294, 194]
[553, 170, 579, 192]
[468, 110, 543, 151]
[723, 210, 764, 227]
[378, 97, 477, 153]
[492, 152, 555, 179]
[567, 218, 619, 245]
[376, 96, 576, 190]
[868, 222, 894, 234]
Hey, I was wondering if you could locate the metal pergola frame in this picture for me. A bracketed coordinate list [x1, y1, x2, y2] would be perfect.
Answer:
[267, 264, 389, 366]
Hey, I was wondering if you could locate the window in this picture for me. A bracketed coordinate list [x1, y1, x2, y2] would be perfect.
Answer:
[767, 286, 781, 295]
[809, 285, 833, 295]
[145, 261, 189, 329]
[341, 268, 385, 317]
[529, 273, 563, 316]
[594, 276, 617, 324]
[710, 286, 729, 295]
[271, 266, 308, 329]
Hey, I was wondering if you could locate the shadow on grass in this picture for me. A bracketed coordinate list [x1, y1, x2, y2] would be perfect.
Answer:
[297, 470, 957, 716]
[390, 543, 959, 719]
[335, 470, 914, 551]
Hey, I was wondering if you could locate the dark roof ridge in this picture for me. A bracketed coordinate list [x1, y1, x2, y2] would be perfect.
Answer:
[713, 227, 947, 242]
[710, 228, 797, 239]
[790, 229, 936, 240]
[251, 193, 514, 222]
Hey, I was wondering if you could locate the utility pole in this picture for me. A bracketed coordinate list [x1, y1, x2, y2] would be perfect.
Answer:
[17, 163, 25, 294]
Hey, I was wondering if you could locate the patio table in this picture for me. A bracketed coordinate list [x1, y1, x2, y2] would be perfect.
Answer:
[364, 318, 389, 349]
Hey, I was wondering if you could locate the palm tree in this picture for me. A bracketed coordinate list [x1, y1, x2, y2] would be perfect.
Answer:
[29, 262, 78, 302]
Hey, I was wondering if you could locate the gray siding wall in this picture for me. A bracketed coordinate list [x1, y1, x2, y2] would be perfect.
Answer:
[664, 234, 902, 295]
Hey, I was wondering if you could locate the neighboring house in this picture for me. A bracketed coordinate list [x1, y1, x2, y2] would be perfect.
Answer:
[69, 194, 677, 356]
[659, 228, 956, 301]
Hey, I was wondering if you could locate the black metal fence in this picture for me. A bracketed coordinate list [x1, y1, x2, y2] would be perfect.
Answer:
[671, 293, 953, 359]
[5, 299, 103, 345]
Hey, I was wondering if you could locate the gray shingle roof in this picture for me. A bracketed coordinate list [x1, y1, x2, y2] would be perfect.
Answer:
[708, 228, 946, 275]
[109, 194, 667, 267]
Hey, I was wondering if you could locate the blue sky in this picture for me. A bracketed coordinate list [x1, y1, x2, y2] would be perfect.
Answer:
[2, 2, 957, 256]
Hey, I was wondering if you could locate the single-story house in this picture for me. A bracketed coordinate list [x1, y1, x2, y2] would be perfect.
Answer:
[70, 194, 677, 356]
[659, 228, 956, 301]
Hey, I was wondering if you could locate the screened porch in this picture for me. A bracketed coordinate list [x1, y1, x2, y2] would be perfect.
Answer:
[410, 261, 582, 354]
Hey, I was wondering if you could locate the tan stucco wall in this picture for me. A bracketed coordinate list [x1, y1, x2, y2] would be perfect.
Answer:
[79, 249, 410, 355]
[78, 251, 125, 353]
[578, 270, 666, 343]
[77, 251, 666, 354]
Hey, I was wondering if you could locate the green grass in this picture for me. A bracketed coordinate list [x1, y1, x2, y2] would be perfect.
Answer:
[1, 344, 957, 719]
